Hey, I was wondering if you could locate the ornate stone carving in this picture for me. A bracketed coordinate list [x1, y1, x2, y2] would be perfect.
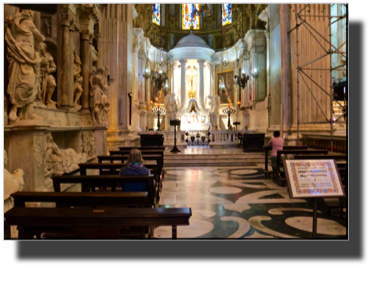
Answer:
[208, 94, 220, 114]
[39, 42, 57, 107]
[34, 142, 45, 169]
[4, 150, 25, 200]
[73, 53, 83, 110]
[81, 131, 96, 159]
[5, 10, 45, 122]
[89, 66, 109, 125]
[91, 44, 98, 74]
[45, 135, 87, 176]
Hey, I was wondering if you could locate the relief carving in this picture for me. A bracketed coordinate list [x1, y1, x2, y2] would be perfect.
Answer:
[73, 53, 83, 111]
[81, 131, 96, 159]
[45, 135, 87, 176]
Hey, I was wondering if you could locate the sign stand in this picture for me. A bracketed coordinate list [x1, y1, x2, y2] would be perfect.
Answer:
[284, 159, 346, 239]
[170, 119, 181, 153]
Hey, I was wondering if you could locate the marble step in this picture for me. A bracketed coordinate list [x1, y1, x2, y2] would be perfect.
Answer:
[164, 160, 258, 167]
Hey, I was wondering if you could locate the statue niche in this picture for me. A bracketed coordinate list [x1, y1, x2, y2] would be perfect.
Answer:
[73, 53, 83, 111]
[5, 10, 45, 122]
[90, 66, 110, 125]
[39, 42, 57, 108]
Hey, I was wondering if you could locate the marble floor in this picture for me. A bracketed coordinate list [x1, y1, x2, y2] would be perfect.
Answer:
[154, 164, 347, 239]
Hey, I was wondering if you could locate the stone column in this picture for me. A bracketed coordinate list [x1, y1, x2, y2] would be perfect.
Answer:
[198, 59, 205, 109]
[180, 59, 186, 112]
[59, 17, 72, 109]
[146, 75, 151, 104]
[265, 31, 270, 98]
[96, 30, 103, 68]
[68, 23, 75, 107]
[280, 4, 290, 131]
[132, 44, 139, 102]
[170, 62, 175, 93]
[80, 31, 91, 113]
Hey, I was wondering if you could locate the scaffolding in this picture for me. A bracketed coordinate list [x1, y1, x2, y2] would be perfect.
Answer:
[289, 4, 347, 152]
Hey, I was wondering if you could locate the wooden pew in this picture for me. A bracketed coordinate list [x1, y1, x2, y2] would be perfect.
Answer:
[119, 146, 166, 151]
[272, 149, 329, 186]
[293, 155, 347, 218]
[117, 149, 165, 179]
[51, 175, 157, 207]
[97, 155, 164, 180]
[11, 191, 148, 208]
[4, 207, 192, 239]
[263, 145, 308, 178]
[78, 163, 163, 197]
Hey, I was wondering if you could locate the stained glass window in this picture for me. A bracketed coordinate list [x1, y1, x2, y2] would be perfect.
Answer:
[182, 4, 200, 30]
[152, 4, 160, 26]
[222, 4, 232, 26]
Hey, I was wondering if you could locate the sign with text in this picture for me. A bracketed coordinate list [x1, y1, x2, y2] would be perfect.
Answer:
[284, 159, 345, 199]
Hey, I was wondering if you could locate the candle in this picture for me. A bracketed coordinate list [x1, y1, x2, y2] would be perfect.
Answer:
[150, 100, 153, 104]
[228, 102, 230, 108]
[238, 101, 241, 105]
[158, 103, 160, 107]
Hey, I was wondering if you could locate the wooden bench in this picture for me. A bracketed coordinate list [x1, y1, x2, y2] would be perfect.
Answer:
[115, 149, 166, 179]
[78, 162, 163, 196]
[272, 149, 329, 186]
[119, 146, 166, 151]
[51, 175, 157, 207]
[4, 207, 192, 239]
[11, 191, 148, 208]
[264, 145, 308, 178]
[97, 154, 164, 180]
[293, 155, 347, 218]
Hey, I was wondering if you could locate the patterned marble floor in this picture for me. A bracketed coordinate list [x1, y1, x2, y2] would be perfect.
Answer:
[154, 165, 347, 239]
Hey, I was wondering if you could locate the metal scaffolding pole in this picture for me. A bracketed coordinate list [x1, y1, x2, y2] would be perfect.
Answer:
[290, 4, 347, 151]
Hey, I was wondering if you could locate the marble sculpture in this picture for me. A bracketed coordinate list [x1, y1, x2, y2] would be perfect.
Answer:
[90, 67, 110, 125]
[39, 42, 57, 107]
[73, 53, 83, 110]
[5, 10, 45, 122]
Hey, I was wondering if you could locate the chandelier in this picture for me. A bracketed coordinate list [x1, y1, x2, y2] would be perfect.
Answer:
[222, 103, 236, 128]
[234, 5, 251, 90]
[151, 102, 166, 131]
[152, 47, 167, 90]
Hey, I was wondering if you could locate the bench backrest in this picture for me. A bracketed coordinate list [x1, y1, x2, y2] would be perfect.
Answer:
[51, 175, 156, 206]
[5, 207, 191, 239]
[119, 146, 166, 151]
[11, 191, 148, 208]
[276, 149, 329, 166]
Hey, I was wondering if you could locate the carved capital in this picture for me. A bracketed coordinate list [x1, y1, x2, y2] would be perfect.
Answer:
[80, 30, 91, 41]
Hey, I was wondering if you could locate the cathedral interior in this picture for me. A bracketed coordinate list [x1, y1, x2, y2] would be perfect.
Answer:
[3, 4, 348, 242]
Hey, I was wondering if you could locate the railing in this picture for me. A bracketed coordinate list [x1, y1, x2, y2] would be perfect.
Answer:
[210, 130, 250, 146]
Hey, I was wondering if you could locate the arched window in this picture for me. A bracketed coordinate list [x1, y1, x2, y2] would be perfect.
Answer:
[222, 4, 232, 26]
[152, 4, 160, 25]
[182, 4, 200, 30]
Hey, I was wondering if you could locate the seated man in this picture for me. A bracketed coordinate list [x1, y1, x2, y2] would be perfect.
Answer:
[268, 131, 285, 177]
[119, 149, 152, 192]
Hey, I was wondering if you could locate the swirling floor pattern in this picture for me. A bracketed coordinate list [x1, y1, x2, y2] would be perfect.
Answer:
[157, 165, 347, 239]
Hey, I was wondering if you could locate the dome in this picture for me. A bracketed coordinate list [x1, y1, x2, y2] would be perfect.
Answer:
[169, 29, 215, 62]
[173, 30, 212, 49]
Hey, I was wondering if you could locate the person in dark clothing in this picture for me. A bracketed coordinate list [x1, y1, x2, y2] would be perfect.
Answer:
[119, 149, 152, 192]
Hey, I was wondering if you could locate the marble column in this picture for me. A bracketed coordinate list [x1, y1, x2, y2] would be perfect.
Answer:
[265, 31, 270, 99]
[146, 75, 151, 104]
[96, 31, 103, 68]
[132, 44, 139, 102]
[80, 31, 91, 113]
[68, 23, 75, 107]
[59, 18, 71, 109]
[180, 59, 186, 112]
[170, 62, 175, 93]
[198, 59, 205, 110]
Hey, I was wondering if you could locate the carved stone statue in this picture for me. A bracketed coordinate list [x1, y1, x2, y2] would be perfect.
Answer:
[208, 94, 220, 114]
[90, 66, 109, 125]
[39, 42, 57, 107]
[4, 150, 25, 201]
[45, 135, 87, 176]
[73, 53, 83, 110]
[5, 10, 45, 122]
[91, 45, 98, 74]
[164, 93, 179, 120]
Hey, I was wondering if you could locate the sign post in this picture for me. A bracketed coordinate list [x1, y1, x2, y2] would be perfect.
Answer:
[284, 159, 346, 238]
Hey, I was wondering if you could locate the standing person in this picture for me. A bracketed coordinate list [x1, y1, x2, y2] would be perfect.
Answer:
[268, 131, 285, 177]
[119, 149, 152, 192]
